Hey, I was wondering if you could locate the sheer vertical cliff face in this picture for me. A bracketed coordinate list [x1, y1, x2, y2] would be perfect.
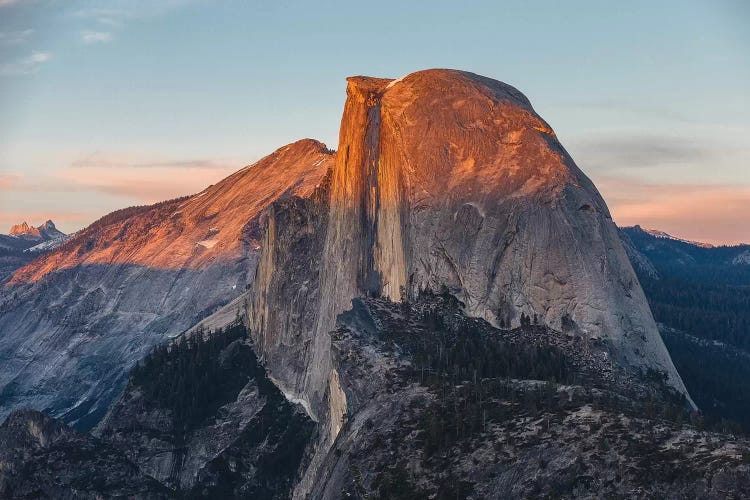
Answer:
[247, 69, 690, 426]
[247, 175, 331, 421]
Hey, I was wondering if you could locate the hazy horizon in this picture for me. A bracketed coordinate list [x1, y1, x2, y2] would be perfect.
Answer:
[1, 0, 748, 244]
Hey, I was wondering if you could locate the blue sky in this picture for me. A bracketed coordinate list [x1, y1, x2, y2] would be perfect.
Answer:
[0, 0, 748, 243]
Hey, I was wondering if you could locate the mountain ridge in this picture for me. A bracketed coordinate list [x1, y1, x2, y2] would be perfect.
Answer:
[6, 67, 750, 498]
[247, 69, 692, 436]
[0, 139, 333, 428]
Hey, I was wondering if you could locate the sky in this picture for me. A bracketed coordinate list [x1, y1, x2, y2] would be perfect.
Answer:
[0, 0, 748, 245]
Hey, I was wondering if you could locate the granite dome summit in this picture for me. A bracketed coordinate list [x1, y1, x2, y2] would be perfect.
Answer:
[247, 69, 691, 435]
[1, 69, 691, 436]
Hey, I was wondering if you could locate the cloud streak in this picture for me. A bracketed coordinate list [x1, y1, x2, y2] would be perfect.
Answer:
[0, 50, 51, 75]
[80, 30, 113, 44]
[75, 0, 203, 26]
[72, 1, 202, 48]
[70, 151, 237, 170]
[0, 173, 20, 190]
[1, 152, 242, 204]
[570, 134, 720, 170]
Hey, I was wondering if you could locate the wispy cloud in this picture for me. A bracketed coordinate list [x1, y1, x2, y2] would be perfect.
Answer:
[1, 152, 241, 205]
[71, 151, 237, 170]
[0, 0, 22, 7]
[0, 29, 33, 45]
[0, 50, 51, 75]
[72, 1, 201, 48]
[60, 151, 240, 202]
[75, 0, 202, 26]
[80, 30, 113, 44]
[570, 134, 717, 170]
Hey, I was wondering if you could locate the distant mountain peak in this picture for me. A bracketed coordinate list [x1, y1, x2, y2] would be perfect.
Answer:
[9, 221, 41, 239]
[631, 225, 714, 248]
[7, 219, 65, 242]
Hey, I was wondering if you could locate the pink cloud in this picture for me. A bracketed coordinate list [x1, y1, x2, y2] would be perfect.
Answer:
[1, 153, 243, 233]
[0, 173, 20, 190]
[595, 176, 750, 245]
[57, 160, 238, 203]
[3, 153, 241, 202]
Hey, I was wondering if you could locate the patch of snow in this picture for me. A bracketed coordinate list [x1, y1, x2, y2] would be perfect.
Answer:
[268, 374, 317, 421]
[24, 234, 71, 253]
[644, 228, 714, 248]
[732, 250, 750, 265]
[386, 75, 406, 89]
[196, 239, 218, 249]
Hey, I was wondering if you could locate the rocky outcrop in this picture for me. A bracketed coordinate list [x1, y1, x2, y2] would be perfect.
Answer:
[309, 295, 749, 499]
[0, 409, 171, 498]
[245, 70, 692, 436]
[0, 221, 67, 281]
[8, 220, 64, 242]
[8, 222, 39, 239]
[0, 139, 332, 429]
[95, 323, 315, 497]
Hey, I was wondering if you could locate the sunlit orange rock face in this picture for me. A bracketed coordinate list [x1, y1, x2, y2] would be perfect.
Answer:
[8, 139, 332, 286]
[9, 222, 41, 239]
[331, 70, 575, 299]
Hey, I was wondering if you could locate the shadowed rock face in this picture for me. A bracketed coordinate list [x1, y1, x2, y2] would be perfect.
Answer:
[95, 330, 315, 497]
[247, 69, 691, 435]
[0, 409, 171, 498]
[0, 139, 333, 429]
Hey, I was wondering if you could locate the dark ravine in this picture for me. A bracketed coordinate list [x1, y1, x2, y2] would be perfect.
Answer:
[0, 322, 315, 499]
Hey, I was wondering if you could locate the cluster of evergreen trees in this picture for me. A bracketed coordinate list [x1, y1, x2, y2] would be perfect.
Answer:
[130, 320, 248, 428]
[661, 329, 750, 433]
[410, 311, 571, 388]
[379, 295, 574, 456]
[640, 277, 750, 350]
[52, 195, 191, 256]
[379, 292, 716, 460]
[631, 262, 750, 432]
